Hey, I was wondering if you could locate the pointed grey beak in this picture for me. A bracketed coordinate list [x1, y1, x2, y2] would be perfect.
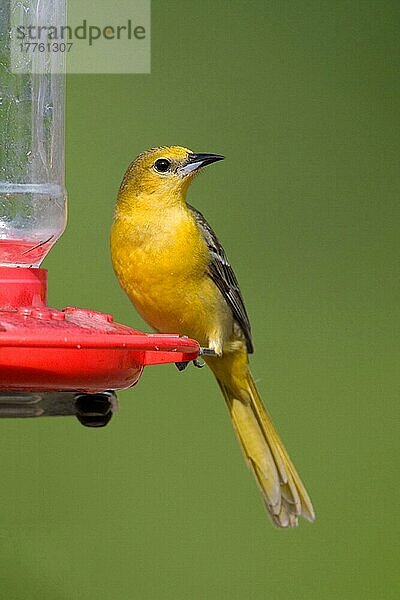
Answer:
[179, 153, 225, 176]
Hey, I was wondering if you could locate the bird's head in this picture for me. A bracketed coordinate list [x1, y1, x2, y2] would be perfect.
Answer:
[118, 145, 224, 205]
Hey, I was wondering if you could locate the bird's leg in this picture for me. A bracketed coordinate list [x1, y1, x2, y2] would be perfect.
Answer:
[192, 346, 218, 368]
[200, 347, 218, 357]
[175, 346, 217, 372]
[193, 346, 219, 368]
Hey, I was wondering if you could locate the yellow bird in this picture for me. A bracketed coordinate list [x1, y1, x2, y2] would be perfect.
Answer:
[111, 146, 315, 527]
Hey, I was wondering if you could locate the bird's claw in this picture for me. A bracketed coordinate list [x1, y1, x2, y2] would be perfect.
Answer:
[175, 357, 206, 371]
[193, 357, 205, 368]
[175, 347, 216, 372]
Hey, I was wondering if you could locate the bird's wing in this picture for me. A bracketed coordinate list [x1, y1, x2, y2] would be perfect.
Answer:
[187, 204, 253, 353]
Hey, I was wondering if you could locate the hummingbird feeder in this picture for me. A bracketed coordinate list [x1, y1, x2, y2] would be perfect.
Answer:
[0, 1, 199, 427]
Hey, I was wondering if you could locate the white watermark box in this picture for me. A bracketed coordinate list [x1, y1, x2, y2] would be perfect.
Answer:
[10, 0, 151, 74]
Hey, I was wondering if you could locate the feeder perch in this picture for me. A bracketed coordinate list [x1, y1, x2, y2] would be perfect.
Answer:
[0, 1, 200, 426]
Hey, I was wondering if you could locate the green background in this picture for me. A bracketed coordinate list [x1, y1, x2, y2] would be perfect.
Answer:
[1, 1, 399, 598]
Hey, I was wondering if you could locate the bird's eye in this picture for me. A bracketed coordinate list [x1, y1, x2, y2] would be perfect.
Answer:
[154, 158, 171, 173]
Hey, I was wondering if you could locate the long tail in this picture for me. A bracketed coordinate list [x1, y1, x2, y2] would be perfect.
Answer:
[206, 351, 315, 528]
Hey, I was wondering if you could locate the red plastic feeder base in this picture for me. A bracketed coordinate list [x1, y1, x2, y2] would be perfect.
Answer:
[0, 267, 199, 423]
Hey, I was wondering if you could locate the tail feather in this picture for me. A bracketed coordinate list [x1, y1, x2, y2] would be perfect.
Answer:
[214, 370, 315, 528]
[247, 375, 315, 523]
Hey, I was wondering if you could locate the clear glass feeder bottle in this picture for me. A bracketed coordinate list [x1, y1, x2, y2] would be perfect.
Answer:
[0, 1, 67, 267]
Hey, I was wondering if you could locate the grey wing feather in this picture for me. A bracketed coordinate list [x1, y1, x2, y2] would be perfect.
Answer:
[188, 204, 254, 353]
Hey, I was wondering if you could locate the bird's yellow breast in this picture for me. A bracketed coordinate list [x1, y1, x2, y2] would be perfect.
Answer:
[111, 202, 231, 347]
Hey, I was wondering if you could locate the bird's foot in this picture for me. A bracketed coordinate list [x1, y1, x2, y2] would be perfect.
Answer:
[175, 347, 217, 372]
[175, 357, 206, 371]
[193, 357, 205, 368]
[175, 358, 206, 371]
